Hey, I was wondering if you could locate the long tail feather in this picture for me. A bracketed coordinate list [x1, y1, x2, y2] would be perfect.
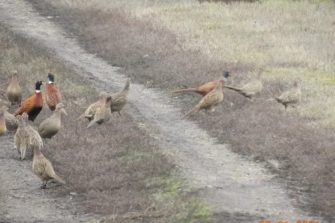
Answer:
[224, 85, 242, 92]
[183, 106, 199, 118]
[53, 174, 66, 185]
[122, 79, 130, 92]
[171, 88, 198, 95]
[20, 144, 27, 160]
[87, 119, 96, 129]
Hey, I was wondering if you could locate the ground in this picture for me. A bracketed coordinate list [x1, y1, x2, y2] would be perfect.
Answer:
[0, 0, 334, 222]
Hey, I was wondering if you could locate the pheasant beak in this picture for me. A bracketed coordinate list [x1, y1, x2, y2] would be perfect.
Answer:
[61, 108, 68, 116]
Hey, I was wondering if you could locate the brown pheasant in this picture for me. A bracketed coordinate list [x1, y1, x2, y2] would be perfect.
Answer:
[87, 95, 112, 128]
[1, 105, 18, 131]
[172, 71, 230, 96]
[45, 73, 62, 111]
[15, 113, 43, 160]
[15, 81, 43, 121]
[110, 79, 130, 115]
[184, 80, 224, 117]
[275, 81, 301, 110]
[32, 146, 66, 189]
[225, 73, 263, 99]
[6, 70, 22, 105]
[38, 103, 67, 139]
[78, 91, 109, 121]
[0, 108, 7, 136]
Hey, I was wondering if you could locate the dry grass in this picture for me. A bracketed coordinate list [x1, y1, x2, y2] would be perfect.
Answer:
[28, 0, 335, 221]
[0, 26, 212, 222]
[43, 0, 335, 126]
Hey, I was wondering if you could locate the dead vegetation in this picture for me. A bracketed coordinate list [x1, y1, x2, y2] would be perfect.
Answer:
[28, 0, 335, 221]
[0, 26, 212, 222]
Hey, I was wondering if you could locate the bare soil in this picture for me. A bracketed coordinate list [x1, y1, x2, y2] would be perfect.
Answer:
[26, 2, 335, 222]
[0, 0, 332, 222]
[0, 135, 97, 223]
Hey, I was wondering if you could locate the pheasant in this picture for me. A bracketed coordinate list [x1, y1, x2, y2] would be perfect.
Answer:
[110, 79, 130, 115]
[87, 95, 112, 128]
[14, 113, 43, 160]
[38, 103, 67, 139]
[275, 81, 301, 110]
[15, 81, 44, 121]
[1, 105, 18, 131]
[6, 70, 22, 105]
[225, 73, 263, 99]
[45, 73, 62, 111]
[0, 108, 7, 136]
[32, 146, 66, 189]
[184, 80, 224, 117]
[172, 71, 230, 96]
[77, 91, 109, 121]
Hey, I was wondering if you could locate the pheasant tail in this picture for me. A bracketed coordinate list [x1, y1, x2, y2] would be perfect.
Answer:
[183, 106, 199, 118]
[53, 174, 66, 185]
[123, 79, 130, 92]
[171, 88, 197, 95]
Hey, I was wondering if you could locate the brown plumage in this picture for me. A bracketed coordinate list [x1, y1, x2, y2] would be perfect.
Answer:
[172, 71, 229, 96]
[184, 80, 224, 118]
[87, 95, 112, 128]
[110, 79, 130, 115]
[225, 73, 263, 99]
[38, 103, 67, 139]
[32, 146, 65, 189]
[6, 70, 22, 105]
[15, 81, 43, 121]
[0, 108, 7, 136]
[14, 113, 43, 160]
[1, 105, 18, 131]
[275, 81, 302, 110]
[45, 73, 62, 111]
[77, 91, 109, 121]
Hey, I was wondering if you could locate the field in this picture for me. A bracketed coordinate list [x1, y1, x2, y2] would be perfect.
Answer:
[0, 24, 211, 223]
[1, 0, 335, 222]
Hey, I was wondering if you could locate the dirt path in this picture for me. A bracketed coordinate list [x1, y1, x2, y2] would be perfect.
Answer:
[0, 1, 322, 222]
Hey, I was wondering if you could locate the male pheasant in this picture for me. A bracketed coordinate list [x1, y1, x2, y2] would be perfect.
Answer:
[172, 71, 230, 96]
[184, 80, 224, 117]
[46, 73, 62, 111]
[15, 81, 43, 121]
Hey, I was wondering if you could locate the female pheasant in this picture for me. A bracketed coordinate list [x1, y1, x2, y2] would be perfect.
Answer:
[46, 73, 62, 111]
[6, 70, 22, 105]
[15, 81, 43, 121]
[0, 108, 7, 136]
[32, 146, 65, 189]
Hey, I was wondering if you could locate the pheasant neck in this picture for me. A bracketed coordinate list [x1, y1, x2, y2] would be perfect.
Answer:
[33, 146, 42, 156]
[35, 90, 41, 93]
[48, 81, 54, 84]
